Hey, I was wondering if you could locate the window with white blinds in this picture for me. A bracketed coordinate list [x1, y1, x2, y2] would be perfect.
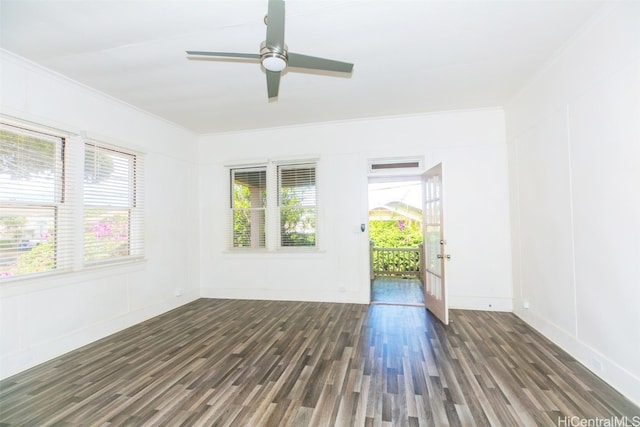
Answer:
[84, 142, 144, 264]
[0, 120, 145, 281]
[229, 161, 318, 251]
[0, 123, 72, 278]
[278, 164, 316, 247]
[231, 167, 266, 248]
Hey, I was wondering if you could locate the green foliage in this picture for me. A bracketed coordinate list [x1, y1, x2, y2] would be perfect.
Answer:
[280, 189, 315, 247]
[14, 237, 55, 274]
[232, 183, 265, 247]
[369, 220, 422, 248]
[280, 206, 315, 246]
[370, 220, 423, 278]
[0, 235, 56, 278]
[231, 183, 315, 247]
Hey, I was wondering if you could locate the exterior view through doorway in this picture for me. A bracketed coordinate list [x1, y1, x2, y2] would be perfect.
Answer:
[368, 176, 424, 307]
[367, 162, 449, 324]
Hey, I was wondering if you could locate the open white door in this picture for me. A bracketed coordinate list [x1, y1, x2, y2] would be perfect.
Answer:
[422, 163, 449, 324]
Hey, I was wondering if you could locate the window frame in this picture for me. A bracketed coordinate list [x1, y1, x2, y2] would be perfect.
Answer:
[228, 159, 319, 252]
[83, 141, 144, 266]
[277, 163, 317, 249]
[229, 166, 268, 250]
[0, 123, 68, 279]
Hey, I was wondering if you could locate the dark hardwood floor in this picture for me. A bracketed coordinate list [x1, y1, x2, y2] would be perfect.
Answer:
[371, 278, 424, 306]
[0, 299, 638, 426]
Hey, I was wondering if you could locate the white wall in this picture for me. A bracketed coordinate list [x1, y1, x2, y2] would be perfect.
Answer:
[506, 3, 640, 405]
[0, 51, 200, 379]
[198, 109, 513, 310]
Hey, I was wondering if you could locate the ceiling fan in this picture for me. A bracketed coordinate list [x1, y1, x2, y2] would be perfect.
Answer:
[186, 0, 354, 100]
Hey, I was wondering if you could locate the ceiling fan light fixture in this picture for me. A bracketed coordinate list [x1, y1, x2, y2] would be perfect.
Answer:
[261, 53, 287, 72]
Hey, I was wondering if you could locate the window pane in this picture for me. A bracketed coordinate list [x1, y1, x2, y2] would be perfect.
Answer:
[0, 128, 60, 204]
[278, 167, 316, 207]
[84, 145, 133, 207]
[279, 165, 317, 247]
[233, 208, 265, 248]
[232, 169, 266, 208]
[280, 207, 316, 247]
[84, 142, 142, 265]
[0, 207, 57, 278]
[84, 209, 130, 262]
[231, 168, 266, 248]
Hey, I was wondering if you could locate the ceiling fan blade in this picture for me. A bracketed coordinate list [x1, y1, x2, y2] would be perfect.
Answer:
[266, 70, 281, 99]
[265, 0, 285, 50]
[287, 53, 354, 73]
[186, 51, 260, 60]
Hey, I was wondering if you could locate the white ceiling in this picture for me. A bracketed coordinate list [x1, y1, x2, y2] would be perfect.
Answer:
[1, 0, 602, 135]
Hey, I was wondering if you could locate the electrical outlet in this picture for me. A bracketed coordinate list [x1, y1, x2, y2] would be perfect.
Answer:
[175, 288, 183, 297]
[523, 300, 530, 309]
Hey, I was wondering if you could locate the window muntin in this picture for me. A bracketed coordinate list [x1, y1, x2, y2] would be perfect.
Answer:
[0, 124, 64, 278]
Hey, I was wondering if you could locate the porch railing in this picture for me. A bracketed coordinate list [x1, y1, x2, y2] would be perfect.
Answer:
[370, 242, 423, 279]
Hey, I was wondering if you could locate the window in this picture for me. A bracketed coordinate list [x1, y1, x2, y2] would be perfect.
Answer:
[0, 123, 68, 278]
[229, 161, 318, 250]
[0, 119, 145, 281]
[84, 142, 144, 264]
[278, 165, 316, 247]
[231, 167, 266, 248]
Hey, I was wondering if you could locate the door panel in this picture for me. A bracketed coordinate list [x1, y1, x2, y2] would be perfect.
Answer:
[422, 163, 448, 324]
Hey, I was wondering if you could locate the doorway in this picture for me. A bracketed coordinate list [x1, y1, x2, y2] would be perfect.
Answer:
[368, 177, 424, 306]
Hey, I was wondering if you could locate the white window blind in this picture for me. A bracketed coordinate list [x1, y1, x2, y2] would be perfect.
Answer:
[0, 123, 75, 278]
[84, 142, 144, 265]
[230, 167, 267, 248]
[278, 164, 317, 247]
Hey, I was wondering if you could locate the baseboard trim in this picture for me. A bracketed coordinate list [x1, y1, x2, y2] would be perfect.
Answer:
[449, 295, 513, 312]
[200, 286, 369, 305]
[515, 307, 640, 407]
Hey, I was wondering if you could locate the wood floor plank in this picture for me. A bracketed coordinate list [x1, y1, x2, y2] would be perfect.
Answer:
[1, 299, 638, 426]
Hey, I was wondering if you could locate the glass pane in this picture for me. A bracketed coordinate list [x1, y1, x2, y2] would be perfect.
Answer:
[232, 169, 266, 209]
[280, 207, 316, 247]
[426, 224, 441, 275]
[0, 207, 57, 278]
[0, 128, 61, 204]
[84, 145, 133, 207]
[232, 208, 266, 248]
[279, 167, 316, 207]
[84, 209, 130, 262]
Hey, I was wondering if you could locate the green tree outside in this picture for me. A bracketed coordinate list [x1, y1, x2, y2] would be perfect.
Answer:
[369, 219, 422, 248]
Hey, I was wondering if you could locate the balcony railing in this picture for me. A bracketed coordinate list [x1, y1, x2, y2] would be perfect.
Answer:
[370, 242, 424, 280]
